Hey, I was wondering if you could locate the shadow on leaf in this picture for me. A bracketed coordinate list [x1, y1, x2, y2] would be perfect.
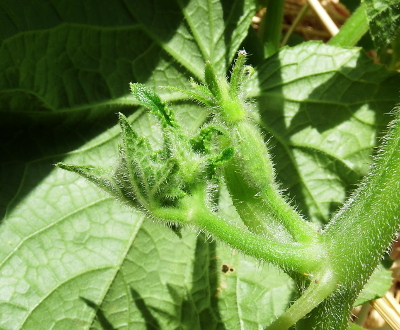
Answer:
[130, 288, 161, 330]
[128, 234, 226, 329]
[81, 297, 117, 330]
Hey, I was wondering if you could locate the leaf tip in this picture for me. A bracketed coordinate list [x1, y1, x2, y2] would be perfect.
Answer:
[55, 162, 69, 170]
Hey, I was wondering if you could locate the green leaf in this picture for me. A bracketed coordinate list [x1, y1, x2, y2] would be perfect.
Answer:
[353, 265, 393, 307]
[86, 222, 294, 329]
[115, 112, 168, 208]
[0, 0, 256, 126]
[2, 2, 400, 329]
[0, 123, 146, 329]
[205, 61, 224, 101]
[365, 0, 400, 50]
[55, 163, 120, 199]
[247, 42, 400, 224]
[130, 83, 178, 128]
[162, 84, 217, 107]
[1, 1, 288, 329]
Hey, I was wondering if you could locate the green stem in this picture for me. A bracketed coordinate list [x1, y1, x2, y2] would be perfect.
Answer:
[223, 162, 294, 241]
[260, 0, 285, 57]
[154, 185, 321, 273]
[223, 121, 318, 244]
[326, 113, 400, 283]
[328, 2, 369, 47]
[198, 212, 316, 273]
[300, 112, 400, 329]
[265, 268, 338, 330]
[261, 185, 317, 244]
[191, 190, 321, 273]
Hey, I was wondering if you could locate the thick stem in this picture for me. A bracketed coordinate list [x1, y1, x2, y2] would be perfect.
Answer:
[300, 113, 400, 329]
[326, 113, 400, 283]
[328, 2, 369, 47]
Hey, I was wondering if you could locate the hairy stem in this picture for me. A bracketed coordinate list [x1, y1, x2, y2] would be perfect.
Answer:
[326, 112, 400, 284]
[152, 184, 322, 273]
[298, 112, 400, 329]
[265, 268, 338, 330]
[223, 120, 318, 244]
[198, 212, 317, 273]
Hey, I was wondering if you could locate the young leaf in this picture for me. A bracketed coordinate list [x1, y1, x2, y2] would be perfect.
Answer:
[161, 84, 217, 107]
[55, 163, 127, 205]
[229, 50, 249, 99]
[204, 61, 223, 101]
[130, 83, 178, 128]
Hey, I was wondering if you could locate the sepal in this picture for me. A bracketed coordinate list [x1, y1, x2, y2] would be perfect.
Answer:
[130, 83, 177, 128]
[55, 163, 134, 207]
[229, 50, 254, 100]
[204, 61, 223, 101]
[161, 82, 217, 107]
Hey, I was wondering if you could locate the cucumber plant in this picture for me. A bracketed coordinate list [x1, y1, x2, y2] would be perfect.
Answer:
[57, 49, 400, 329]
[2, 1, 400, 329]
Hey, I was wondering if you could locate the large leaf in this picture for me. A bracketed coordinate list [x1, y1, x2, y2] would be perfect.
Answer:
[0, 1, 294, 329]
[2, 2, 400, 330]
[248, 42, 400, 224]
[0, 0, 255, 125]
